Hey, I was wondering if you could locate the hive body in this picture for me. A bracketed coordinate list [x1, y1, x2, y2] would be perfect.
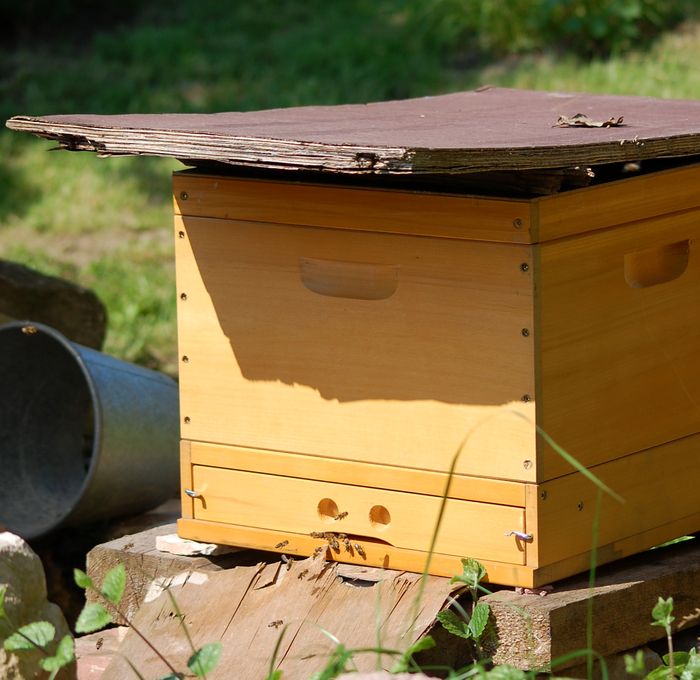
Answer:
[175, 165, 700, 587]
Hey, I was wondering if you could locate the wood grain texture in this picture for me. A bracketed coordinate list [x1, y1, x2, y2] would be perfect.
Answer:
[189, 465, 526, 563]
[177, 518, 534, 586]
[173, 172, 533, 243]
[8, 88, 700, 173]
[530, 512, 700, 587]
[533, 162, 700, 241]
[535, 208, 700, 480]
[533, 433, 700, 568]
[188, 440, 527, 506]
[175, 214, 537, 481]
[179, 440, 193, 519]
[100, 556, 454, 679]
[75, 627, 128, 680]
[483, 538, 700, 671]
[85, 523, 242, 620]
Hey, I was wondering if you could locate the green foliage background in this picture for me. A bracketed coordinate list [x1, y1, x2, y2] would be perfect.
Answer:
[1, 0, 698, 374]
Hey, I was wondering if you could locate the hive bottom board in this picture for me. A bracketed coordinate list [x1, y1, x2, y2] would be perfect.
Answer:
[178, 434, 700, 587]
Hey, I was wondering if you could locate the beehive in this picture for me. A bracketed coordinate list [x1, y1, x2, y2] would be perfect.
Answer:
[172, 162, 700, 587]
[9, 88, 700, 586]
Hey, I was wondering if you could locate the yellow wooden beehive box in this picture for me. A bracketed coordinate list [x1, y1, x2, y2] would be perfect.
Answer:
[9, 88, 700, 586]
[173, 160, 700, 587]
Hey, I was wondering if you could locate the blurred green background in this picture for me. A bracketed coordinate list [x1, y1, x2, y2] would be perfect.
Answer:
[2, 0, 699, 375]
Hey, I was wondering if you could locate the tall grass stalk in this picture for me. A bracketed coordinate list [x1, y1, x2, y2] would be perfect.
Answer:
[586, 489, 604, 680]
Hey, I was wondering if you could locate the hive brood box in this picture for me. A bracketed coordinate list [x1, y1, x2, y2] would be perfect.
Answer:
[171, 163, 700, 587]
[9, 88, 700, 586]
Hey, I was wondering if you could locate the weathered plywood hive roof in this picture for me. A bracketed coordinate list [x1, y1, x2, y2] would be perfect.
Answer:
[6, 87, 700, 174]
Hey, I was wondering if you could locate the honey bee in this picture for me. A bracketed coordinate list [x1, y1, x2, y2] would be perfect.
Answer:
[21, 325, 38, 335]
[334, 511, 348, 521]
[123, 542, 134, 550]
[280, 554, 294, 569]
[309, 531, 325, 538]
[329, 537, 340, 552]
[354, 543, 366, 559]
[274, 540, 289, 549]
[297, 569, 309, 580]
[312, 546, 325, 559]
[342, 537, 351, 552]
[268, 620, 283, 628]
[95, 637, 104, 650]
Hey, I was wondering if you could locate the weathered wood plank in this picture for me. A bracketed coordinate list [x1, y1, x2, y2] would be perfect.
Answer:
[483, 538, 700, 671]
[84, 525, 700, 676]
[75, 627, 128, 680]
[85, 523, 245, 619]
[8, 88, 700, 174]
[100, 556, 455, 679]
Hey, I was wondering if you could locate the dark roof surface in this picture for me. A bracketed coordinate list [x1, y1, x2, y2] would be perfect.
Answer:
[7, 87, 700, 173]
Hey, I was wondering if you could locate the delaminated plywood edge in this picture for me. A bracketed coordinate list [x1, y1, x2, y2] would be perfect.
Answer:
[8, 116, 700, 174]
[8, 88, 700, 174]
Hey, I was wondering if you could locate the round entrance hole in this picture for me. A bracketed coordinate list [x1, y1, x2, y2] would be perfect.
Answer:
[369, 505, 391, 530]
[317, 498, 339, 522]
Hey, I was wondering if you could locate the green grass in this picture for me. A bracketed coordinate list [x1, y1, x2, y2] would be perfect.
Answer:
[1, 2, 699, 373]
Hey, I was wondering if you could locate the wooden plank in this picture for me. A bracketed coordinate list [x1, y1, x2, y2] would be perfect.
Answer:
[531, 511, 700, 587]
[75, 627, 128, 680]
[8, 88, 700, 173]
[534, 163, 700, 241]
[177, 518, 534, 586]
[536, 208, 700, 480]
[483, 537, 700, 671]
[189, 465, 526, 563]
[179, 440, 193, 519]
[85, 523, 244, 620]
[188, 440, 527, 506]
[175, 214, 537, 482]
[173, 172, 533, 243]
[100, 556, 455, 679]
[533, 433, 700, 568]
